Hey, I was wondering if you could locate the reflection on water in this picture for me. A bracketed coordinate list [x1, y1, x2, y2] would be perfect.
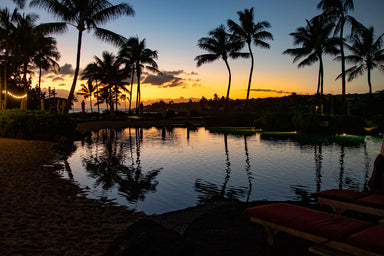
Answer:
[64, 127, 382, 214]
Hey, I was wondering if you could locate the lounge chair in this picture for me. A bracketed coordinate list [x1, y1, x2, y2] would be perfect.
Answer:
[311, 189, 384, 217]
[311, 153, 384, 218]
[245, 203, 384, 256]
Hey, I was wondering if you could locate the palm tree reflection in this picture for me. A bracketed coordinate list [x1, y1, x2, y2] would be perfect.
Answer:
[195, 134, 246, 204]
[81, 128, 160, 203]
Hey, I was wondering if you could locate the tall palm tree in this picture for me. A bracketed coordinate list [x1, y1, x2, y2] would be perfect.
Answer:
[227, 8, 273, 106]
[0, 8, 19, 110]
[77, 80, 97, 112]
[30, 0, 134, 113]
[12, 0, 26, 9]
[195, 25, 248, 111]
[317, 0, 356, 103]
[337, 26, 384, 94]
[119, 37, 160, 114]
[81, 62, 101, 113]
[84, 51, 128, 114]
[33, 35, 60, 90]
[13, 12, 40, 97]
[283, 17, 338, 101]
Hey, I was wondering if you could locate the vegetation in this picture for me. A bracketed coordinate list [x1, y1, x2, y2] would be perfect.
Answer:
[283, 16, 339, 100]
[119, 37, 161, 114]
[195, 25, 248, 111]
[29, 0, 135, 113]
[339, 25, 384, 94]
[0, 109, 75, 140]
[1, 1, 383, 137]
[227, 8, 273, 106]
[317, 0, 357, 104]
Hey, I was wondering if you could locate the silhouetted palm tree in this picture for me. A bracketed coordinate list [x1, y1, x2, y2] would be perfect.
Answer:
[317, 0, 356, 103]
[93, 51, 128, 114]
[337, 25, 384, 94]
[33, 35, 60, 90]
[283, 17, 338, 100]
[0, 8, 19, 109]
[227, 8, 273, 106]
[13, 12, 40, 94]
[195, 25, 248, 111]
[77, 80, 97, 112]
[119, 37, 160, 114]
[30, 0, 134, 113]
[12, 0, 26, 9]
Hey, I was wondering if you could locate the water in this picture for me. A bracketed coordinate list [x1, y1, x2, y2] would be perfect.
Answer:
[63, 127, 383, 214]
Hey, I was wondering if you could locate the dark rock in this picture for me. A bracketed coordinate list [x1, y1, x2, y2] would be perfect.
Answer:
[104, 219, 193, 256]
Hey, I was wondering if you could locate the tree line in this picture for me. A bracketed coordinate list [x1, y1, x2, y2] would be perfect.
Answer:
[195, 0, 384, 112]
[1, 0, 160, 115]
[1, 0, 383, 115]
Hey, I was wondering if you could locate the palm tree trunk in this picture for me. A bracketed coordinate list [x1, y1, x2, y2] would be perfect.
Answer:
[320, 56, 324, 114]
[65, 29, 83, 114]
[320, 56, 324, 97]
[89, 96, 92, 112]
[367, 68, 372, 95]
[115, 86, 118, 112]
[22, 61, 28, 109]
[129, 68, 134, 114]
[224, 58, 232, 112]
[340, 20, 346, 105]
[38, 67, 42, 89]
[136, 67, 141, 115]
[245, 43, 254, 108]
[317, 64, 321, 95]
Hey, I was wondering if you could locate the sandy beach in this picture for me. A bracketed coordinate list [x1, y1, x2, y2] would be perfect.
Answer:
[0, 138, 144, 255]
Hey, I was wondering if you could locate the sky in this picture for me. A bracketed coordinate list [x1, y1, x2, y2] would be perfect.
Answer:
[2, 0, 384, 106]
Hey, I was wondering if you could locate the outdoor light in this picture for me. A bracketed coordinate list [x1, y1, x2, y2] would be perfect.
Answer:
[2, 90, 27, 99]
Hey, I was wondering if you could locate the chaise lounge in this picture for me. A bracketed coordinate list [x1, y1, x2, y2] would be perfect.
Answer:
[311, 189, 384, 217]
[245, 203, 384, 256]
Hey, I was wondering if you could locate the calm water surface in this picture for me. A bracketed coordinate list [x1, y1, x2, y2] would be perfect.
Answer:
[63, 127, 382, 214]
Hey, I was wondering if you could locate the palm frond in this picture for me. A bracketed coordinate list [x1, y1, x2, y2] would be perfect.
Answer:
[195, 54, 219, 67]
[94, 27, 126, 46]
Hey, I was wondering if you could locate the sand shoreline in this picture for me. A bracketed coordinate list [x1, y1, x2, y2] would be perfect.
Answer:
[0, 138, 145, 255]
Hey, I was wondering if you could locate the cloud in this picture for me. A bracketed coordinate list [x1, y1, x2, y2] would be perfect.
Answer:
[143, 70, 201, 88]
[52, 77, 64, 82]
[59, 63, 75, 75]
[250, 89, 294, 94]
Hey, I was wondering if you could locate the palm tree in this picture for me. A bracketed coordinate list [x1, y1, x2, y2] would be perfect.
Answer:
[30, 0, 134, 113]
[195, 25, 248, 111]
[77, 80, 97, 112]
[119, 37, 160, 114]
[0, 8, 19, 110]
[12, 0, 26, 8]
[227, 8, 273, 106]
[283, 17, 338, 102]
[33, 35, 60, 90]
[317, 0, 356, 103]
[13, 12, 40, 99]
[84, 51, 128, 114]
[337, 26, 384, 94]
[82, 62, 102, 113]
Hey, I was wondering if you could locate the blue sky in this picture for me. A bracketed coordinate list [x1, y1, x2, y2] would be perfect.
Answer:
[3, 0, 384, 103]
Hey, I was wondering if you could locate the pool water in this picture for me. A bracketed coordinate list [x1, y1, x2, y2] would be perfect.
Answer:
[64, 127, 382, 214]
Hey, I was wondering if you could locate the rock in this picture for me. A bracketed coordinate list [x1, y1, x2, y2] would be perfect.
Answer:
[104, 219, 193, 256]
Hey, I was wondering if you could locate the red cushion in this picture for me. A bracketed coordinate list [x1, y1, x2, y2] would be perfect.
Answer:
[355, 194, 384, 209]
[346, 225, 384, 254]
[311, 189, 370, 202]
[245, 203, 372, 241]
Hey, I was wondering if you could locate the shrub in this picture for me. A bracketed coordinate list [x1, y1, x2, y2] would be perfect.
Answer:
[0, 109, 76, 140]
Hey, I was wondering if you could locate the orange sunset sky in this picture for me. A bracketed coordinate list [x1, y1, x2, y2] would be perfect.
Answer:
[4, 0, 384, 108]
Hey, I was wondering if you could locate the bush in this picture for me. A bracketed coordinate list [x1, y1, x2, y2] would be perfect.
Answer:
[0, 109, 76, 140]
